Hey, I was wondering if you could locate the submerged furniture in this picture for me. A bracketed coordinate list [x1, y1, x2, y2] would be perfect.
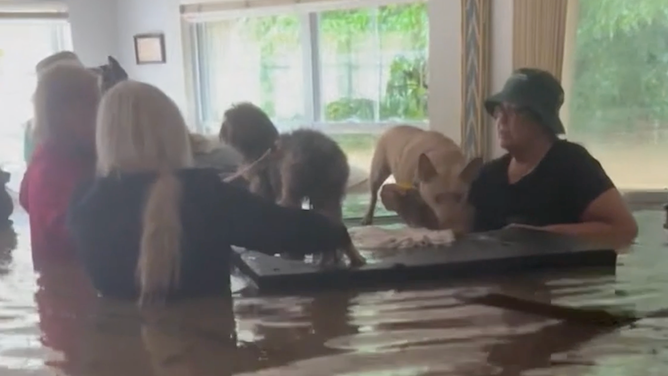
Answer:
[232, 227, 617, 293]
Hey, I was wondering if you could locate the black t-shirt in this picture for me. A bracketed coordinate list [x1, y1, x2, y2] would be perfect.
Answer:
[468, 140, 615, 232]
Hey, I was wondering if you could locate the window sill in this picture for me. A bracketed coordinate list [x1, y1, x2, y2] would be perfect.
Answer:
[621, 189, 668, 211]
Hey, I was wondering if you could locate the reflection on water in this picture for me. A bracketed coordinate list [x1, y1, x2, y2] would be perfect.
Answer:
[1, 210, 668, 375]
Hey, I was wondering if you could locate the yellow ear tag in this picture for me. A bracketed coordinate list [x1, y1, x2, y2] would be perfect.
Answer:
[396, 182, 414, 191]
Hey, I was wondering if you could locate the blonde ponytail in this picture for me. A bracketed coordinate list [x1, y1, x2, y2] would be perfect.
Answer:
[137, 172, 183, 305]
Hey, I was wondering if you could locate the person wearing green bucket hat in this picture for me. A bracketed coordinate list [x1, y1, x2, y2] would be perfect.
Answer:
[466, 68, 638, 247]
[485, 67, 566, 138]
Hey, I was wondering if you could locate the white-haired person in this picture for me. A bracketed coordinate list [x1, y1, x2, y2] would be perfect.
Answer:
[67, 81, 357, 304]
[20, 64, 99, 270]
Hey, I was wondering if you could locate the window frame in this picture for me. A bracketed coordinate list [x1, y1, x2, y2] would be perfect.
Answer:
[0, 18, 72, 192]
[186, 0, 429, 132]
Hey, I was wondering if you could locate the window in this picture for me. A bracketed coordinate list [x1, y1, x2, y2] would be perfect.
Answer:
[0, 21, 72, 192]
[194, 14, 305, 129]
[190, 1, 429, 219]
[568, 0, 668, 190]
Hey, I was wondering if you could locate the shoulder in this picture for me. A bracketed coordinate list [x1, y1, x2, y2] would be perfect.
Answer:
[177, 168, 231, 193]
[29, 145, 91, 177]
[177, 167, 221, 182]
[545, 140, 610, 179]
[549, 140, 599, 164]
[547, 140, 615, 207]
[176, 168, 252, 202]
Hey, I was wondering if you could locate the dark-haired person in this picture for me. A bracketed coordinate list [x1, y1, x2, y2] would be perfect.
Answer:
[467, 68, 637, 247]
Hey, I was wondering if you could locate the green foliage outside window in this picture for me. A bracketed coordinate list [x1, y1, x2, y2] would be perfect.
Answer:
[238, 2, 429, 123]
[238, 0, 668, 135]
[571, 0, 668, 136]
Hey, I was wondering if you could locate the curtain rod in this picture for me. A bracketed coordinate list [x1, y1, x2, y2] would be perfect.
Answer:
[0, 12, 67, 20]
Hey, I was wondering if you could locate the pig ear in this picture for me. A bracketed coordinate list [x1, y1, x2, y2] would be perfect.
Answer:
[379, 184, 407, 212]
[417, 153, 437, 182]
[459, 157, 484, 184]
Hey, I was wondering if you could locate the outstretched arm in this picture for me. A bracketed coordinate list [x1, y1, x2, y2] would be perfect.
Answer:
[215, 181, 352, 258]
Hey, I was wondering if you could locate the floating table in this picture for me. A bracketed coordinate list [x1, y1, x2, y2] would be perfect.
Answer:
[232, 227, 617, 293]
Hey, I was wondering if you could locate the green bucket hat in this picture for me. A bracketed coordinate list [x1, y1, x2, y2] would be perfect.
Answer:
[484, 68, 566, 135]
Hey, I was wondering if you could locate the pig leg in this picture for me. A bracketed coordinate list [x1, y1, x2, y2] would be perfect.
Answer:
[312, 197, 366, 268]
[277, 173, 306, 261]
[361, 146, 391, 226]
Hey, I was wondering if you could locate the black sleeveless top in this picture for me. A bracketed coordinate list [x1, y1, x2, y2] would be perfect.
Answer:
[468, 140, 615, 232]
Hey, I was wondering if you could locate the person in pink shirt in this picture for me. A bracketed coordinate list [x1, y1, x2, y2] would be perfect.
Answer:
[20, 60, 99, 270]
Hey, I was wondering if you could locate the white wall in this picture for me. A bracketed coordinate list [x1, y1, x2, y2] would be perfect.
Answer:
[427, 0, 513, 157]
[66, 0, 119, 66]
[115, 0, 188, 113]
[427, 0, 461, 144]
[67, 0, 188, 114]
[489, 0, 513, 158]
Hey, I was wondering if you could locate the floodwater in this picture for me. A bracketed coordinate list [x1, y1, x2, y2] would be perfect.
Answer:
[1, 210, 668, 376]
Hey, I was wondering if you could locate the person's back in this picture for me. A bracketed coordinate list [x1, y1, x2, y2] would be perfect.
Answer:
[68, 81, 360, 304]
[20, 62, 99, 270]
[69, 167, 352, 300]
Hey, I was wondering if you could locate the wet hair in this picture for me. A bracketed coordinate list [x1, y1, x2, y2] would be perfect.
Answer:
[32, 64, 99, 145]
[35, 51, 83, 77]
[96, 80, 194, 305]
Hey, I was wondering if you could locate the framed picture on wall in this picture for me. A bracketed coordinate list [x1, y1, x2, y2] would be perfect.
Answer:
[134, 33, 166, 65]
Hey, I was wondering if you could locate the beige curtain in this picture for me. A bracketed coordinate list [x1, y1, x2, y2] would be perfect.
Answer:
[512, 0, 568, 80]
[560, 0, 580, 130]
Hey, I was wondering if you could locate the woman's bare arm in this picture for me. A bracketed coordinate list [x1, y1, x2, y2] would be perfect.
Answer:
[543, 188, 638, 247]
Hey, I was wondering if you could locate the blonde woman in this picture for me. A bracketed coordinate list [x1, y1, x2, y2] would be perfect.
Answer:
[67, 81, 355, 304]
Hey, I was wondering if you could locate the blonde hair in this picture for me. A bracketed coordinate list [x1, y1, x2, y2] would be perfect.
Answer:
[32, 64, 99, 145]
[35, 51, 83, 78]
[96, 80, 194, 305]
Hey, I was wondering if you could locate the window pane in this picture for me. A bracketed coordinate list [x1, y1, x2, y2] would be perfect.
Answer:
[195, 15, 304, 133]
[318, 2, 429, 219]
[0, 21, 72, 193]
[378, 3, 429, 122]
[569, 0, 668, 189]
[190, 3, 428, 221]
[319, 8, 378, 123]
[318, 3, 428, 123]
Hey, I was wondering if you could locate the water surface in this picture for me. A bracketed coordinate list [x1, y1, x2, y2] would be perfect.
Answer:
[1, 210, 667, 375]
